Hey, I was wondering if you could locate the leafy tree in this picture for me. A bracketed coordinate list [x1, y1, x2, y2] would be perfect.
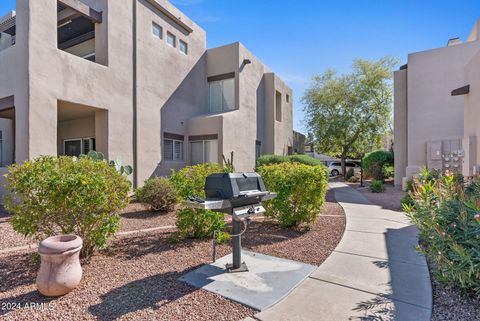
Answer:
[303, 57, 396, 177]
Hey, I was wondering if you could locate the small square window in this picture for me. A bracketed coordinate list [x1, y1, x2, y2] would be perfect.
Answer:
[179, 40, 188, 55]
[152, 22, 162, 39]
[167, 32, 176, 47]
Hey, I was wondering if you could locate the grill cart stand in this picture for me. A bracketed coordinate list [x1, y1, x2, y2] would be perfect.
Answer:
[185, 172, 276, 273]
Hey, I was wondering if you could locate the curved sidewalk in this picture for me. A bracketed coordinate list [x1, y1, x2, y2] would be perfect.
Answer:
[254, 182, 432, 321]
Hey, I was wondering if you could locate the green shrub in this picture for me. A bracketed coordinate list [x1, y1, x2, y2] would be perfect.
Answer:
[140, 177, 178, 212]
[287, 154, 323, 166]
[4, 156, 131, 258]
[370, 180, 385, 193]
[176, 208, 226, 239]
[383, 164, 394, 179]
[170, 163, 225, 199]
[170, 163, 226, 239]
[256, 154, 323, 167]
[256, 154, 290, 167]
[362, 150, 394, 181]
[405, 170, 480, 296]
[256, 162, 328, 228]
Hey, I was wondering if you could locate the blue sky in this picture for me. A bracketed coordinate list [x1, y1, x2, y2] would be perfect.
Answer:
[2, 1, 480, 132]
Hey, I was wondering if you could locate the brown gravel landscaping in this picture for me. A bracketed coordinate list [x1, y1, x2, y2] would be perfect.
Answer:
[0, 190, 345, 320]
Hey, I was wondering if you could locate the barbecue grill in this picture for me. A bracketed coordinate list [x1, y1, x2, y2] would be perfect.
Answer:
[185, 172, 276, 272]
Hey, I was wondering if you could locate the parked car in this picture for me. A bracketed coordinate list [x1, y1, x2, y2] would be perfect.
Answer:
[327, 161, 361, 176]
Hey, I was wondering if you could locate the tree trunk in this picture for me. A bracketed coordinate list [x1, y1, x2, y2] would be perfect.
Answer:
[341, 154, 347, 179]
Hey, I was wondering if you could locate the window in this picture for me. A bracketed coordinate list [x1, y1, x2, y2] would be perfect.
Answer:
[275, 90, 282, 122]
[64, 138, 95, 157]
[255, 141, 262, 160]
[167, 32, 176, 47]
[286, 94, 290, 103]
[152, 22, 162, 39]
[190, 140, 218, 165]
[179, 40, 188, 55]
[208, 74, 235, 112]
[164, 140, 184, 161]
[163, 133, 184, 161]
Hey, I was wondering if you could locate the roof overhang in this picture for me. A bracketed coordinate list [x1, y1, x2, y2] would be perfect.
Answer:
[451, 85, 470, 96]
[57, 0, 102, 24]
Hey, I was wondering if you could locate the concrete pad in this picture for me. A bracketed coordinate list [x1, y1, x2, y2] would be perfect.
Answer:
[179, 251, 316, 311]
[256, 278, 431, 321]
[310, 251, 431, 309]
[334, 229, 425, 265]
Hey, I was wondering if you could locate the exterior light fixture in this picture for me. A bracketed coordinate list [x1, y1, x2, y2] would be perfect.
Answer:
[243, 58, 251, 65]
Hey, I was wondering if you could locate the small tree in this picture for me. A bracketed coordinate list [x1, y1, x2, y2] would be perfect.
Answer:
[303, 57, 396, 177]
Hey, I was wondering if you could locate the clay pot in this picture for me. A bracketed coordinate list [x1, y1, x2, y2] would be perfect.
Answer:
[36, 234, 83, 297]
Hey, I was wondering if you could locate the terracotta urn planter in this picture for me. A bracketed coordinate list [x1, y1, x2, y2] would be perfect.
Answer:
[36, 234, 83, 297]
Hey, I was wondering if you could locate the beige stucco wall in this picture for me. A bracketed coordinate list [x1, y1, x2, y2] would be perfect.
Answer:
[393, 69, 407, 186]
[401, 41, 480, 177]
[0, 0, 294, 192]
[463, 49, 480, 175]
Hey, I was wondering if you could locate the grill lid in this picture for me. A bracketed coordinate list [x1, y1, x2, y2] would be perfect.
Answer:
[205, 172, 266, 200]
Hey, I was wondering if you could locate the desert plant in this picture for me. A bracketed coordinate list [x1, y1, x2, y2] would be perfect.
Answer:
[170, 163, 226, 239]
[404, 170, 480, 296]
[362, 150, 394, 181]
[83, 150, 133, 176]
[370, 180, 385, 193]
[140, 177, 178, 212]
[4, 156, 131, 258]
[222, 151, 235, 173]
[256, 162, 328, 228]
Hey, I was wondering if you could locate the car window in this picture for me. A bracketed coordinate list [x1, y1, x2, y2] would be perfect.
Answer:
[346, 162, 356, 167]
[331, 162, 340, 166]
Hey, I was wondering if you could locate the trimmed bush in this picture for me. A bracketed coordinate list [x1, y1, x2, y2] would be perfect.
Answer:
[362, 150, 394, 181]
[256, 155, 290, 167]
[170, 163, 226, 239]
[287, 154, 323, 166]
[176, 208, 226, 239]
[256, 154, 323, 167]
[140, 177, 178, 212]
[405, 169, 480, 296]
[170, 163, 224, 199]
[370, 180, 385, 193]
[4, 156, 131, 258]
[256, 162, 328, 229]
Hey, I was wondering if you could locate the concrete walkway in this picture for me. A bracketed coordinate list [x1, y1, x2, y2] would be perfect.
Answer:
[253, 182, 432, 321]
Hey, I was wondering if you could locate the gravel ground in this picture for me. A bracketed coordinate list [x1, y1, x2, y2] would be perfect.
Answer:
[119, 203, 177, 232]
[0, 190, 345, 320]
[1, 204, 178, 251]
[431, 273, 480, 321]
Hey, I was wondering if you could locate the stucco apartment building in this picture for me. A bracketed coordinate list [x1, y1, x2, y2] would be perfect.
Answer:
[394, 20, 480, 186]
[0, 0, 293, 188]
